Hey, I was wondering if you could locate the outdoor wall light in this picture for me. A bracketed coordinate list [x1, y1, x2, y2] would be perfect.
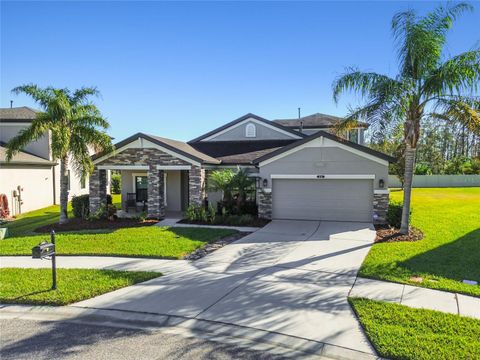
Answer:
[379, 179, 385, 188]
[262, 178, 268, 188]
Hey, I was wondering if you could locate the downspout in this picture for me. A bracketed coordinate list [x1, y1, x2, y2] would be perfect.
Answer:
[52, 165, 56, 205]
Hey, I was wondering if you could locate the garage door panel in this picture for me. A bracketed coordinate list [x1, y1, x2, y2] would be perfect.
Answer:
[272, 179, 373, 222]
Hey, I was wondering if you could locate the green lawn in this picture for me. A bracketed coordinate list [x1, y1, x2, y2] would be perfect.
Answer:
[0, 268, 159, 306]
[4, 204, 72, 237]
[0, 226, 235, 259]
[350, 298, 480, 360]
[360, 187, 480, 297]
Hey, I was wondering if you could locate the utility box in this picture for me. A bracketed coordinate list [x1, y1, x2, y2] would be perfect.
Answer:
[32, 242, 55, 259]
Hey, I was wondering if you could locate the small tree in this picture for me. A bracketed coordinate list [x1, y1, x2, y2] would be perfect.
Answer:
[208, 169, 235, 202]
[6, 85, 114, 224]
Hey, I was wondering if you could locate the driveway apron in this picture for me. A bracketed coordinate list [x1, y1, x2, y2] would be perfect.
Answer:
[73, 220, 376, 354]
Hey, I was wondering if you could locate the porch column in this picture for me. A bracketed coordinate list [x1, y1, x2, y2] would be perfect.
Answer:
[188, 165, 205, 206]
[89, 168, 107, 216]
[147, 167, 165, 218]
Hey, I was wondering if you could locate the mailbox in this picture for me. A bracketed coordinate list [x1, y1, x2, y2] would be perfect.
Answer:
[32, 241, 55, 259]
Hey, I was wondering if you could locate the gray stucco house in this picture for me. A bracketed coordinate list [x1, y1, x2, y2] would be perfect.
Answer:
[90, 113, 394, 223]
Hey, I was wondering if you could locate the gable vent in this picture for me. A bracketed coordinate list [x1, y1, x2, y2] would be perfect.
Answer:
[245, 123, 256, 138]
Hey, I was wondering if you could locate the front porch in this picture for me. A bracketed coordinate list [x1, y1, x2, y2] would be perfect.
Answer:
[89, 135, 215, 219]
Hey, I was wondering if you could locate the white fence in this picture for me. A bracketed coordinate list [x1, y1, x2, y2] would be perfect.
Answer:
[388, 175, 480, 188]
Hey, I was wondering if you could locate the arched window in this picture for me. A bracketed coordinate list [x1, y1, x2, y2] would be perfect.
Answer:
[245, 123, 256, 138]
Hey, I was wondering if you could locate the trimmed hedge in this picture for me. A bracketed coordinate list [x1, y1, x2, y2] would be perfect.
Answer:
[387, 200, 412, 228]
[72, 194, 112, 219]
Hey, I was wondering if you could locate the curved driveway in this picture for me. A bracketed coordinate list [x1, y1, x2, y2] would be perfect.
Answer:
[70, 220, 377, 357]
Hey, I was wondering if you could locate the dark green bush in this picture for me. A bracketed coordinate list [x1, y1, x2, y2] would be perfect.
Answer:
[72, 194, 112, 219]
[387, 200, 411, 228]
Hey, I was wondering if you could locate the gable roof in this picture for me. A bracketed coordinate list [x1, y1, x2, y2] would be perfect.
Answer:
[188, 113, 306, 143]
[0, 107, 39, 122]
[92, 132, 220, 164]
[253, 130, 396, 164]
[273, 113, 369, 129]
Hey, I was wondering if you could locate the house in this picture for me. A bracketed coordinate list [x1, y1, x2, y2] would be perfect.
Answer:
[0, 107, 90, 215]
[90, 113, 394, 223]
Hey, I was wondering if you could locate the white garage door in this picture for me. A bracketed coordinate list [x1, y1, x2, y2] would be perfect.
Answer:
[272, 179, 373, 222]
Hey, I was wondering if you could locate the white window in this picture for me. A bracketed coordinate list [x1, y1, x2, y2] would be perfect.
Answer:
[245, 123, 256, 138]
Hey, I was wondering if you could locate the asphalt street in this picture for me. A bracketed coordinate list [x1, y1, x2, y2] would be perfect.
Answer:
[0, 319, 286, 360]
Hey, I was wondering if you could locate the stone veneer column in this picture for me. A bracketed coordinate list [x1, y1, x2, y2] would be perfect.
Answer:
[189, 165, 205, 206]
[373, 192, 389, 224]
[147, 167, 165, 218]
[89, 168, 107, 215]
[258, 189, 272, 219]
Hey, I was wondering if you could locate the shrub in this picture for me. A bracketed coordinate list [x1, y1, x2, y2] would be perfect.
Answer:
[387, 200, 412, 228]
[111, 172, 121, 194]
[72, 195, 90, 219]
[72, 194, 112, 219]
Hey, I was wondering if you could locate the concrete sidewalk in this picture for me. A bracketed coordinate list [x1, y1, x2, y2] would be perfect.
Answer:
[0, 256, 183, 273]
[350, 277, 480, 319]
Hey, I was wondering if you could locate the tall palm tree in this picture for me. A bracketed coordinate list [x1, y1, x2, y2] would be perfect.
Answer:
[6, 85, 114, 224]
[332, 3, 480, 234]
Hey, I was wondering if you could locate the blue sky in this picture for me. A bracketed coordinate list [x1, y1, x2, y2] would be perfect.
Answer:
[1, 1, 478, 141]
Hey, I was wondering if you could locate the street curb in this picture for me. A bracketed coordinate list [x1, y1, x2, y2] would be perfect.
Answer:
[0, 304, 380, 360]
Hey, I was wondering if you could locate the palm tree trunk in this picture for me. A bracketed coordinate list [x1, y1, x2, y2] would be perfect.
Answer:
[59, 156, 69, 224]
[400, 144, 416, 234]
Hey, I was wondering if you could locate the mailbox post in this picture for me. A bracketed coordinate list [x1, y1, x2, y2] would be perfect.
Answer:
[32, 230, 57, 290]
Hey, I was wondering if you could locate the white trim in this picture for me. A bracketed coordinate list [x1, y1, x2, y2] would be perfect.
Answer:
[201, 118, 302, 141]
[98, 165, 149, 170]
[374, 189, 390, 194]
[93, 137, 201, 166]
[258, 136, 389, 167]
[156, 165, 191, 170]
[270, 174, 375, 180]
[164, 172, 168, 206]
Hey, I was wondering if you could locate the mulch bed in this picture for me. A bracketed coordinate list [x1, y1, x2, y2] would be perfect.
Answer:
[178, 218, 270, 228]
[35, 218, 158, 233]
[375, 225, 424, 243]
[184, 232, 248, 260]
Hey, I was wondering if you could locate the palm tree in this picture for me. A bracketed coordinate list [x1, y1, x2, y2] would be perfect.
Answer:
[6, 85, 114, 224]
[332, 3, 480, 234]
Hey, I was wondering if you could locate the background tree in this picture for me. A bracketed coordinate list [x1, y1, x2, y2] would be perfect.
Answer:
[333, 3, 480, 233]
[6, 85, 113, 224]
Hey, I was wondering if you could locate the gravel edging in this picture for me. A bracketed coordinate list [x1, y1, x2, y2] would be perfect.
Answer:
[184, 232, 248, 260]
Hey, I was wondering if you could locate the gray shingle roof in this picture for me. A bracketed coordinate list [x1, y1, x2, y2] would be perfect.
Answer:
[0, 107, 38, 122]
[217, 147, 282, 164]
[145, 134, 221, 164]
[273, 113, 368, 129]
[0, 144, 56, 165]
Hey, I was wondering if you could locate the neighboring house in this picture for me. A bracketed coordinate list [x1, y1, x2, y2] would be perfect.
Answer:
[0, 107, 89, 215]
[90, 113, 394, 223]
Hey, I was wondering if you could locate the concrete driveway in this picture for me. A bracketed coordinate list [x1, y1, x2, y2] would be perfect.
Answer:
[73, 220, 376, 357]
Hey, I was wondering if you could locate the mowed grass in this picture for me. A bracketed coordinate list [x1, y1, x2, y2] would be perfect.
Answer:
[0, 268, 159, 306]
[350, 298, 480, 360]
[4, 204, 72, 237]
[360, 187, 480, 297]
[0, 226, 236, 259]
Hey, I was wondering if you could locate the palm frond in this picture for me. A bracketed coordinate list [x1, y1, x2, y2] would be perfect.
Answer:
[424, 49, 480, 96]
[5, 113, 51, 161]
[332, 68, 399, 103]
[431, 96, 480, 135]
